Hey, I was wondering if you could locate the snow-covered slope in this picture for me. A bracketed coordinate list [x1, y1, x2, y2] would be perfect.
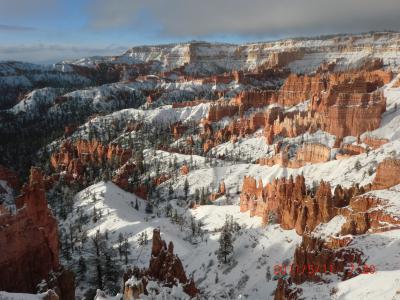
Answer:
[64, 181, 301, 299]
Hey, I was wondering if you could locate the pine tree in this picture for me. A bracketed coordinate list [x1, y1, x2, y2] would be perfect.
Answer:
[117, 233, 124, 261]
[88, 230, 107, 290]
[145, 201, 153, 214]
[217, 223, 234, 264]
[122, 236, 131, 265]
[134, 199, 139, 210]
[103, 248, 121, 295]
[194, 188, 200, 204]
[168, 182, 174, 200]
[184, 178, 189, 200]
[77, 256, 87, 281]
[200, 187, 206, 205]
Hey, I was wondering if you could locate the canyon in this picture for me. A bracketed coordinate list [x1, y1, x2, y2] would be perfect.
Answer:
[2, 31, 400, 300]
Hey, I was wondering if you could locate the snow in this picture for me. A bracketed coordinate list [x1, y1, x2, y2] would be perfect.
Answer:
[300, 229, 400, 300]
[364, 75, 400, 141]
[67, 181, 301, 299]
[359, 184, 400, 217]
[312, 215, 347, 239]
[64, 32, 400, 74]
[0, 291, 56, 300]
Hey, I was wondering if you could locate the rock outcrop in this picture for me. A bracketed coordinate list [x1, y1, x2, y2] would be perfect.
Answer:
[258, 143, 331, 168]
[207, 102, 239, 122]
[363, 136, 389, 149]
[0, 165, 19, 190]
[372, 158, 400, 190]
[294, 143, 331, 165]
[0, 168, 61, 294]
[240, 175, 364, 234]
[50, 139, 133, 181]
[209, 181, 226, 201]
[123, 229, 198, 299]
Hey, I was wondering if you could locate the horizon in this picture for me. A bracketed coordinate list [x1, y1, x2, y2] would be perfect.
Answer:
[2, 30, 399, 65]
[1, 0, 400, 63]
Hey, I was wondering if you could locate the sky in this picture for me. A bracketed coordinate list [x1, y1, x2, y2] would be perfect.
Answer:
[0, 0, 400, 64]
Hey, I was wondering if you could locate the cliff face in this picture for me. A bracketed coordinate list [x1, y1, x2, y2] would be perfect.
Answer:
[0, 168, 59, 293]
[295, 143, 331, 164]
[87, 32, 400, 75]
[372, 158, 400, 190]
[258, 143, 331, 168]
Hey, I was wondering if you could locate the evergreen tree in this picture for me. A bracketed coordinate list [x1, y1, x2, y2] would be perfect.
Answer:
[103, 248, 121, 295]
[145, 201, 153, 214]
[122, 236, 131, 265]
[117, 233, 124, 261]
[217, 222, 234, 264]
[168, 182, 174, 200]
[88, 231, 107, 290]
[77, 256, 87, 281]
[184, 178, 189, 200]
[134, 199, 139, 210]
[200, 187, 207, 205]
[194, 188, 200, 204]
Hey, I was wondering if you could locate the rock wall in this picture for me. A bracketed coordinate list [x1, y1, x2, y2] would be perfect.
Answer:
[0, 168, 60, 293]
[258, 143, 330, 168]
[295, 143, 331, 164]
[372, 158, 400, 190]
[207, 102, 239, 122]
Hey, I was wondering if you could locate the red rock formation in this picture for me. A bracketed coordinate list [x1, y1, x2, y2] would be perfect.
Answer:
[203, 139, 214, 153]
[372, 158, 400, 190]
[295, 143, 331, 164]
[209, 181, 226, 201]
[112, 162, 136, 190]
[258, 143, 330, 168]
[51, 139, 133, 181]
[180, 164, 190, 175]
[0, 168, 60, 293]
[340, 194, 400, 234]
[123, 229, 198, 298]
[239, 175, 363, 234]
[0, 165, 19, 190]
[363, 136, 389, 149]
[291, 234, 364, 284]
[170, 122, 188, 140]
[207, 102, 238, 122]
[339, 144, 366, 156]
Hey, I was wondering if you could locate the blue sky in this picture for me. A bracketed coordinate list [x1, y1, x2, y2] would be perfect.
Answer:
[1, 0, 399, 63]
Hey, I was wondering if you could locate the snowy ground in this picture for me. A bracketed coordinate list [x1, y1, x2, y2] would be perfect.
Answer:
[66, 181, 301, 299]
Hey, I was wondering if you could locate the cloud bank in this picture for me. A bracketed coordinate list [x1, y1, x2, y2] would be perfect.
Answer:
[88, 0, 400, 37]
[0, 44, 128, 64]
